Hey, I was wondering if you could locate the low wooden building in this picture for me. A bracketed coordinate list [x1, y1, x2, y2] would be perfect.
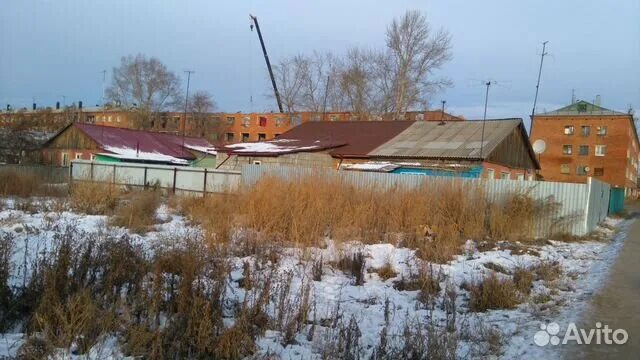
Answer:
[216, 119, 540, 179]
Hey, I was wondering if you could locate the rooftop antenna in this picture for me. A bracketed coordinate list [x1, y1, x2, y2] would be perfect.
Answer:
[530, 41, 548, 129]
[480, 80, 493, 158]
[438, 100, 446, 125]
[182, 70, 194, 148]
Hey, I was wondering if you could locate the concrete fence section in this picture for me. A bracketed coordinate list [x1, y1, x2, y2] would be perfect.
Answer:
[70, 160, 241, 195]
[241, 164, 611, 237]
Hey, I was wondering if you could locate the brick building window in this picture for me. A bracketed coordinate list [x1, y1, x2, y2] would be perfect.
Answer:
[564, 125, 575, 135]
[226, 116, 235, 125]
[259, 116, 267, 127]
[329, 114, 339, 122]
[241, 133, 250, 142]
[258, 133, 266, 141]
[75, 153, 82, 160]
[594, 167, 604, 176]
[563, 145, 573, 155]
[560, 164, 570, 174]
[579, 145, 589, 156]
[242, 116, 251, 127]
[595, 145, 606, 156]
[576, 166, 588, 176]
[226, 133, 235, 142]
[581, 126, 590, 136]
[486, 168, 495, 179]
[597, 126, 607, 136]
[500, 172, 510, 180]
[275, 116, 285, 127]
[292, 114, 302, 126]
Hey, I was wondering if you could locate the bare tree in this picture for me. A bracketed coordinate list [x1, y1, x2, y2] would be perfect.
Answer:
[270, 55, 309, 113]
[106, 54, 183, 128]
[385, 10, 452, 118]
[188, 91, 224, 140]
[338, 48, 378, 118]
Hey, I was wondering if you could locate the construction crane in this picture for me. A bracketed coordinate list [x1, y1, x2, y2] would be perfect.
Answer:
[250, 14, 284, 113]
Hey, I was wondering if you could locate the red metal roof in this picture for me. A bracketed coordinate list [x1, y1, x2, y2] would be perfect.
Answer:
[73, 123, 212, 160]
[276, 121, 415, 157]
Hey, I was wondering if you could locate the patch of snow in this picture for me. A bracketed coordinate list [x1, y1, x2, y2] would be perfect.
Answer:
[225, 140, 321, 154]
[184, 144, 217, 155]
[101, 146, 189, 165]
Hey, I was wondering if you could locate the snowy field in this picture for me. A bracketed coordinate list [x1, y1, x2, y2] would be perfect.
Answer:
[0, 197, 630, 359]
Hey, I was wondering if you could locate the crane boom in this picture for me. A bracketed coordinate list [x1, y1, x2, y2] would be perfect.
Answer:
[250, 14, 284, 113]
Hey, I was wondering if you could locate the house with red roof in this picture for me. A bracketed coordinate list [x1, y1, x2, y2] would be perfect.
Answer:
[42, 123, 216, 167]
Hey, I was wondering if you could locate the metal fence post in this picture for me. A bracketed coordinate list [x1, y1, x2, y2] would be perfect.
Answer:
[172, 167, 177, 194]
[203, 168, 208, 196]
[68, 161, 73, 194]
[90, 161, 94, 181]
[112, 164, 116, 185]
[143, 166, 148, 189]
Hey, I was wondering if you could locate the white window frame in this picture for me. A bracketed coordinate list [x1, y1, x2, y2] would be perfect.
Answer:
[564, 125, 575, 135]
[517, 174, 525, 181]
[61, 152, 69, 166]
[560, 164, 571, 174]
[563, 145, 573, 155]
[500, 171, 510, 180]
[595, 145, 606, 157]
[75, 153, 82, 160]
[486, 168, 495, 179]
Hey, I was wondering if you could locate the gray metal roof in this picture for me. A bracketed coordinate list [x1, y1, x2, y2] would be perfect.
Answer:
[369, 119, 523, 159]
[538, 100, 628, 116]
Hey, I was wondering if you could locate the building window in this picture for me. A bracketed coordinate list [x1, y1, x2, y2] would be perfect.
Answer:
[75, 153, 82, 160]
[581, 126, 590, 136]
[226, 133, 235, 142]
[107, 116, 112, 122]
[595, 145, 606, 156]
[275, 116, 285, 127]
[291, 114, 302, 126]
[252, 160, 262, 165]
[61, 153, 69, 166]
[560, 164, 570, 174]
[562, 145, 573, 155]
[597, 126, 607, 136]
[226, 116, 235, 125]
[416, 113, 425, 121]
[517, 174, 525, 181]
[274, 133, 281, 138]
[577, 165, 588, 176]
[329, 114, 338, 122]
[258, 116, 267, 127]
[594, 167, 604, 176]
[579, 145, 589, 156]
[116, 116, 121, 123]
[486, 168, 495, 179]
[311, 114, 321, 122]
[241, 133, 250, 142]
[564, 125, 575, 135]
[500, 171, 510, 180]
[242, 116, 251, 127]
[258, 133, 266, 141]
[90, 154, 96, 161]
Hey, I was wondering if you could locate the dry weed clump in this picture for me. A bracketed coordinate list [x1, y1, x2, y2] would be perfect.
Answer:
[110, 190, 161, 233]
[0, 169, 42, 197]
[70, 181, 120, 215]
[466, 273, 521, 312]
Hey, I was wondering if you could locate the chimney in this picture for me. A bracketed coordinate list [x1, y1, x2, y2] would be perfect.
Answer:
[79, 101, 83, 109]
[595, 95, 601, 106]
[32, 103, 36, 110]
[56, 101, 60, 110]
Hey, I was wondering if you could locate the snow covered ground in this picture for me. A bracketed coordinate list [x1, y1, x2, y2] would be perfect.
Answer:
[0, 198, 631, 359]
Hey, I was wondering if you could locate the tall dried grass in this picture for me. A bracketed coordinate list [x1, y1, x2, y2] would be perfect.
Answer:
[0, 168, 65, 197]
[70, 182, 120, 215]
[110, 190, 161, 233]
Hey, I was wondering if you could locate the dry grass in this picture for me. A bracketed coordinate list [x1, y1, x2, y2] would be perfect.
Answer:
[532, 261, 562, 282]
[0, 168, 65, 197]
[110, 190, 161, 233]
[467, 273, 521, 312]
[374, 259, 397, 281]
[513, 267, 534, 295]
[70, 182, 120, 215]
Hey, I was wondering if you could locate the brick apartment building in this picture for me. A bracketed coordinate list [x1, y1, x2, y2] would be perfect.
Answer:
[1, 104, 463, 143]
[530, 100, 639, 197]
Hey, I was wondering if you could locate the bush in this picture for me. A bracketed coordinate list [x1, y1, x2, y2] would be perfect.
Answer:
[375, 259, 397, 281]
[513, 267, 534, 294]
[467, 273, 520, 312]
[111, 190, 161, 233]
[70, 182, 120, 215]
[337, 251, 366, 286]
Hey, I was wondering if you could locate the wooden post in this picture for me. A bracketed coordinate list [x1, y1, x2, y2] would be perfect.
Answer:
[90, 161, 94, 181]
[203, 168, 208, 196]
[172, 167, 177, 194]
[68, 161, 73, 194]
[112, 164, 116, 185]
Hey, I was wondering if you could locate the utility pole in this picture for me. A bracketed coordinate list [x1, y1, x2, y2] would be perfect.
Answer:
[531, 41, 548, 127]
[480, 81, 492, 158]
[182, 70, 194, 148]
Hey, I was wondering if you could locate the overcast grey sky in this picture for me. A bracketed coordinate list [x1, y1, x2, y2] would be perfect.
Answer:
[1, 0, 638, 128]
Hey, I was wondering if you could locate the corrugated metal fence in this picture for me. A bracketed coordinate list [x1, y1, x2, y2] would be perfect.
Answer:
[241, 164, 610, 237]
[71, 160, 240, 195]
